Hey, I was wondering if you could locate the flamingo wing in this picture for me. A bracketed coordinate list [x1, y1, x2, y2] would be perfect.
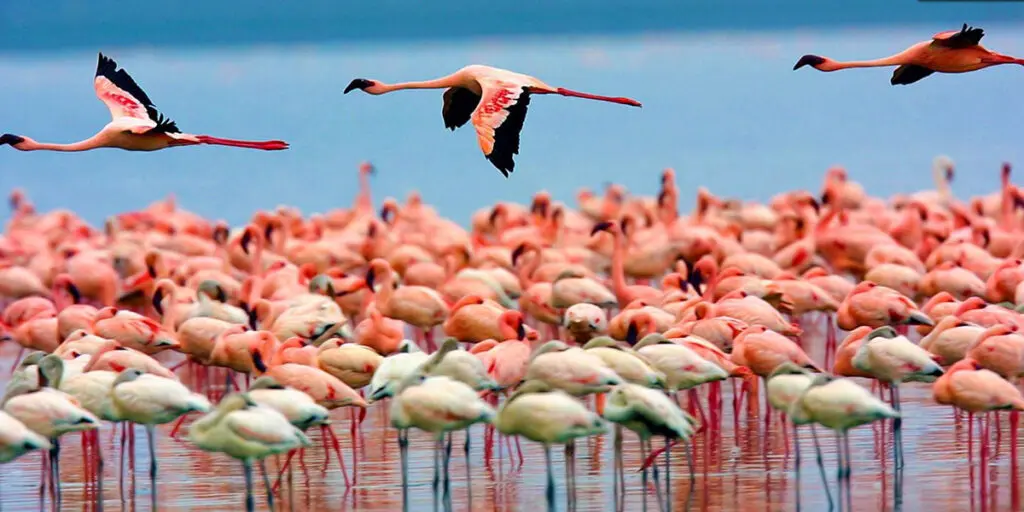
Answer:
[931, 24, 984, 49]
[442, 87, 481, 130]
[890, 65, 935, 85]
[470, 79, 532, 178]
[93, 53, 180, 134]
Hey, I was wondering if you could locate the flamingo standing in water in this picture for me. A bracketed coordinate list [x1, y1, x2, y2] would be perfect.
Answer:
[794, 24, 1024, 85]
[343, 65, 641, 176]
[0, 53, 288, 152]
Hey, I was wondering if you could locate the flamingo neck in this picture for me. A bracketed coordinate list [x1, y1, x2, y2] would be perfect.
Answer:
[378, 75, 462, 93]
[818, 54, 908, 71]
[18, 137, 103, 152]
[608, 231, 629, 306]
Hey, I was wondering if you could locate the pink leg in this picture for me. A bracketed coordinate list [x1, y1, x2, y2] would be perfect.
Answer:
[168, 413, 190, 439]
[8, 346, 25, 375]
[320, 425, 332, 472]
[272, 450, 298, 493]
[349, 408, 359, 485]
[327, 426, 350, 487]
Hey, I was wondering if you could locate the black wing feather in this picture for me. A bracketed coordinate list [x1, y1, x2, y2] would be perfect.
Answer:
[95, 53, 180, 134]
[890, 64, 936, 85]
[934, 24, 985, 49]
[485, 88, 532, 178]
[442, 87, 480, 130]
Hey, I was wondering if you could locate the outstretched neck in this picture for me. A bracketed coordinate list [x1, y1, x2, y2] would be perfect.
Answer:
[378, 75, 461, 93]
[820, 54, 908, 71]
[20, 136, 104, 152]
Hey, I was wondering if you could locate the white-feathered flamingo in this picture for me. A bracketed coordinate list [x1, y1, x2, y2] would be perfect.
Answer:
[0, 53, 288, 152]
[344, 65, 641, 177]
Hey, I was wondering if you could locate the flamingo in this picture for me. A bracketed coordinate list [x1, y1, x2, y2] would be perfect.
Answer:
[602, 382, 696, 511]
[794, 24, 1024, 85]
[493, 380, 605, 510]
[1, 53, 288, 152]
[188, 393, 310, 512]
[789, 374, 899, 511]
[0, 410, 51, 463]
[343, 65, 641, 176]
[110, 369, 212, 509]
[764, 363, 816, 503]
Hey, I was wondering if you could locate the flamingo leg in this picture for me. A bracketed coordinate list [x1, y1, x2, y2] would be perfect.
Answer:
[243, 460, 255, 512]
[50, 438, 62, 510]
[810, 425, 833, 509]
[650, 440, 665, 512]
[349, 408, 358, 485]
[259, 459, 274, 511]
[664, 437, 672, 511]
[843, 432, 853, 512]
[432, 436, 441, 512]
[94, 430, 105, 512]
[793, 423, 801, 507]
[399, 429, 409, 511]
[544, 444, 556, 512]
[325, 426, 349, 487]
[146, 425, 157, 510]
[465, 429, 473, 511]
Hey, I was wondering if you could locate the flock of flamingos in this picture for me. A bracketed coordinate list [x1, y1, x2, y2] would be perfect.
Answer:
[3, 158, 1024, 512]
[1, 22, 1024, 512]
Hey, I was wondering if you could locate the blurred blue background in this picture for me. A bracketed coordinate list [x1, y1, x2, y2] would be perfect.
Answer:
[2, 0, 1024, 226]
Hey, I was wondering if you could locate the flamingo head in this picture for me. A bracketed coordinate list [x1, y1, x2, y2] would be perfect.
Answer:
[344, 78, 384, 95]
[590, 221, 618, 237]
[793, 54, 829, 71]
[0, 134, 25, 149]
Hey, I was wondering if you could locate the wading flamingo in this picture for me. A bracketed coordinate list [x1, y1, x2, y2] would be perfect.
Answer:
[765, 363, 816, 503]
[1, 53, 289, 152]
[494, 380, 605, 511]
[794, 24, 1024, 85]
[603, 382, 696, 511]
[110, 369, 212, 509]
[933, 357, 1024, 478]
[344, 65, 641, 176]
[388, 346, 495, 511]
[790, 374, 899, 511]
[189, 393, 310, 512]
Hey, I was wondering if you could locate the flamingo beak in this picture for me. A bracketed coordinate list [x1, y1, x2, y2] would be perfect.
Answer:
[0, 134, 24, 147]
[344, 78, 374, 94]
[794, 55, 826, 70]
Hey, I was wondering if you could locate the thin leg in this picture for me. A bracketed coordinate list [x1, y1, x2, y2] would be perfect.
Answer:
[794, 423, 801, 510]
[433, 437, 440, 512]
[52, 438, 62, 510]
[894, 385, 904, 469]
[146, 425, 157, 511]
[243, 460, 255, 512]
[95, 430, 105, 512]
[650, 440, 665, 512]
[260, 459, 274, 511]
[664, 437, 672, 511]
[442, 433, 453, 507]
[843, 434, 851, 512]
[544, 445, 555, 512]
[640, 441, 649, 512]
[810, 425, 833, 510]
[465, 429, 473, 511]
[835, 432, 844, 511]
[399, 430, 409, 512]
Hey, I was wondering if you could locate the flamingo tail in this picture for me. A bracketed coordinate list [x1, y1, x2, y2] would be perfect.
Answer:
[196, 136, 289, 151]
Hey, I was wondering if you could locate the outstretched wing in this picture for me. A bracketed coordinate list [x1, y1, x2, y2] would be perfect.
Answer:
[93, 53, 180, 134]
[890, 64, 935, 85]
[470, 79, 532, 178]
[932, 24, 984, 49]
[442, 87, 480, 130]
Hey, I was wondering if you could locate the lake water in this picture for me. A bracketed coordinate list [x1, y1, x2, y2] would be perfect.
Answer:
[2, 20, 1024, 228]
[0, 319, 1019, 511]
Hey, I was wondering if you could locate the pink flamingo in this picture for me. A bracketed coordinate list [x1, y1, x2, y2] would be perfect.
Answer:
[344, 65, 640, 176]
[1, 53, 288, 152]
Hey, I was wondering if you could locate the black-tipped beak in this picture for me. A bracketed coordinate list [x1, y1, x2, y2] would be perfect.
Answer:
[0, 134, 24, 146]
[511, 244, 526, 266]
[365, 268, 376, 291]
[794, 54, 826, 70]
[240, 230, 253, 255]
[591, 221, 613, 236]
[152, 288, 165, 316]
[344, 78, 374, 94]
[516, 321, 527, 340]
[625, 322, 639, 345]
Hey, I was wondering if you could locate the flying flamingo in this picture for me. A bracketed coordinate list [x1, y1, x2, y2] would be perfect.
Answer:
[1, 53, 288, 152]
[794, 24, 1024, 85]
[343, 65, 641, 177]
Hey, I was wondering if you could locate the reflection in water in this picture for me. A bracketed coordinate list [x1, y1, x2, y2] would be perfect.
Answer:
[0, 322, 1021, 512]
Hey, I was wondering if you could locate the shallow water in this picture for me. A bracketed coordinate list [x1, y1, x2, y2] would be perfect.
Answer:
[1, 320, 1020, 512]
